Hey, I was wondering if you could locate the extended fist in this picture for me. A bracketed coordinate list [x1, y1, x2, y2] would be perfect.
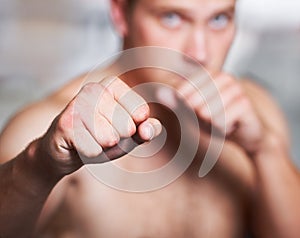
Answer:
[39, 77, 162, 176]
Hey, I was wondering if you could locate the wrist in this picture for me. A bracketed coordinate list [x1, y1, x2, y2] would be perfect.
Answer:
[21, 139, 63, 189]
[251, 132, 288, 162]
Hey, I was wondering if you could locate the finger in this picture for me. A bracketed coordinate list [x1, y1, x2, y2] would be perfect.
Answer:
[94, 117, 162, 161]
[93, 115, 120, 147]
[137, 118, 162, 141]
[101, 76, 150, 124]
[183, 73, 233, 111]
[199, 82, 243, 120]
[73, 120, 104, 159]
[74, 83, 121, 147]
[214, 96, 262, 153]
[178, 72, 210, 97]
[214, 96, 249, 135]
[96, 87, 136, 138]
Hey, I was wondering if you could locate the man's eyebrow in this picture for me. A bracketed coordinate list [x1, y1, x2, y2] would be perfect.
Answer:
[149, 5, 193, 14]
[147, 4, 235, 19]
[212, 6, 235, 16]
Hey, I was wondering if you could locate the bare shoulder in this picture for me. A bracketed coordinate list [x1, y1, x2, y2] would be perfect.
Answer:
[0, 75, 85, 162]
[240, 78, 290, 147]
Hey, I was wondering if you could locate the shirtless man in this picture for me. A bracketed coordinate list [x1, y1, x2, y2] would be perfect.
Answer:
[1, 0, 300, 237]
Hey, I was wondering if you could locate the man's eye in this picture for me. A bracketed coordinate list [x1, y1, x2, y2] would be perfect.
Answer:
[209, 14, 230, 30]
[161, 12, 182, 29]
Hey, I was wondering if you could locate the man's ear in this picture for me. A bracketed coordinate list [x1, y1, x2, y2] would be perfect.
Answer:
[110, 0, 129, 37]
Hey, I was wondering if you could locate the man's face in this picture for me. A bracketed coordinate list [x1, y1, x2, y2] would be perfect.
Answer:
[118, 0, 236, 74]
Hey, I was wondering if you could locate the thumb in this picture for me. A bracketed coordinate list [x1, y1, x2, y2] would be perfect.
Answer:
[136, 118, 162, 142]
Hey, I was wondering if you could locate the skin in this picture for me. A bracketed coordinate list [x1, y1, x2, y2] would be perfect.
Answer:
[0, 0, 300, 237]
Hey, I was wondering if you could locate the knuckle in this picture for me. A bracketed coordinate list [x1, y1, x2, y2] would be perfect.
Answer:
[127, 120, 137, 136]
[240, 96, 251, 108]
[78, 83, 109, 108]
[97, 89, 114, 109]
[57, 105, 75, 132]
[226, 75, 234, 83]
[132, 103, 150, 122]
[117, 119, 136, 138]
[233, 83, 243, 94]
[101, 76, 131, 97]
[101, 134, 120, 148]
[264, 133, 284, 149]
[82, 82, 102, 94]
[222, 73, 234, 82]
[85, 147, 103, 159]
[198, 106, 211, 121]
[96, 119, 120, 147]
[101, 76, 120, 88]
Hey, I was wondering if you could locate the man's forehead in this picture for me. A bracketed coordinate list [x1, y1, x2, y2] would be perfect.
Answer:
[136, 0, 235, 15]
[137, 0, 236, 8]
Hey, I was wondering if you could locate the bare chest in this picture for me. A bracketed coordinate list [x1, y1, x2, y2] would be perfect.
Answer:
[61, 171, 248, 238]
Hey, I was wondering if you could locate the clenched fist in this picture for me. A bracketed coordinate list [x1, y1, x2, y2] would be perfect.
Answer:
[178, 72, 263, 155]
[38, 77, 162, 176]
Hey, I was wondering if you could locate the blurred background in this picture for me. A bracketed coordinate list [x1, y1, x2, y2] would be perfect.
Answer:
[0, 0, 300, 166]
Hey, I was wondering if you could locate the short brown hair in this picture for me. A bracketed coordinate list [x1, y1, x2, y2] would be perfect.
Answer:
[127, 0, 137, 11]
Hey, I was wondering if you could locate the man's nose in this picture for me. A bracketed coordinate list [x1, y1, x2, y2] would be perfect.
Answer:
[183, 29, 208, 65]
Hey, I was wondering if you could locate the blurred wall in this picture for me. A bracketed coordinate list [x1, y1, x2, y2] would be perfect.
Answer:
[225, 0, 300, 166]
[0, 0, 300, 166]
[0, 0, 120, 128]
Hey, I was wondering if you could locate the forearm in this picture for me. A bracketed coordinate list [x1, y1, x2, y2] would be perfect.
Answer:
[251, 134, 300, 238]
[0, 139, 62, 238]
